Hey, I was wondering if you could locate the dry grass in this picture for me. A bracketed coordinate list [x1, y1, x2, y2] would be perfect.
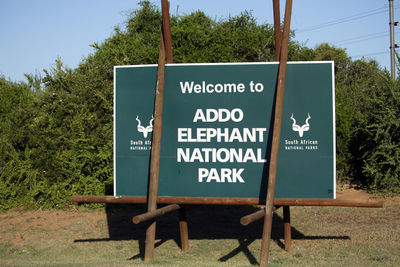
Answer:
[0, 198, 399, 266]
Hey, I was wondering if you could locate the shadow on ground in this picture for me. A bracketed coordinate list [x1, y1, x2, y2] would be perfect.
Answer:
[74, 204, 349, 264]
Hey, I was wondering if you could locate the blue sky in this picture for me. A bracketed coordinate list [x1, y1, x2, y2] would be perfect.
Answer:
[0, 0, 397, 82]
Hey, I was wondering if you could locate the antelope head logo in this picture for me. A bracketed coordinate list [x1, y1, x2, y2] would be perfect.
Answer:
[290, 113, 311, 137]
[136, 115, 154, 138]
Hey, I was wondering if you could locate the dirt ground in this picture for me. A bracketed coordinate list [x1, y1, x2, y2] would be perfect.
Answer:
[0, 188, 399, 266]
[336, 187, 400, 205]
[1, 188, 397, 247]
[1, 189, 399, 243]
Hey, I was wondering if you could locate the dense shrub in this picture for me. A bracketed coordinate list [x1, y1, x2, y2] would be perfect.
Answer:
[351, 76, 400, 193]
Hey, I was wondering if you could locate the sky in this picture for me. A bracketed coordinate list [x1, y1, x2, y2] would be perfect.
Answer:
[0, 0, 397, 82]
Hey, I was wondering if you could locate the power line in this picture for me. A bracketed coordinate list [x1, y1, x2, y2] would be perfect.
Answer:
[335, 31, 400, 46]
[337, 35, 386, 46]
[352, 51, 389, 58]
[297, 5, 400, 33]
[298, 7, 389, 32]
[335, 31, 389, 45]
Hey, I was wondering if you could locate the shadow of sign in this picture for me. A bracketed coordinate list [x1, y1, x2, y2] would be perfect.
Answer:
[74, 204, 350, 264]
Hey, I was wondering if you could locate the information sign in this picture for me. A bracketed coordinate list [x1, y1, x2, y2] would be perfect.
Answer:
[114, 62, 336, 199]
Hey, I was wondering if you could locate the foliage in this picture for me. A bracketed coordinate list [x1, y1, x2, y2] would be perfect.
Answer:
[317, 44, 400, 193]
[0, 60, 114, 210]
[1, 1, 399, 210]
[172, 10, 276, 63]
[351, 76, 400, 193]
[0, 77, 37, 210]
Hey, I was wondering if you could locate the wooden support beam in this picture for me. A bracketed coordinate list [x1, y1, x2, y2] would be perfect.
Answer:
[144, 30, 166, 263]
[71, 195, 384, 208]
[160, 0, 189, 252]
[179, 206, 189, 251]
[133, 204, 180, 224]
[273, 0, 281, 61]
[275, 198, 383, 207]
[241, 209, 265, 226]
[260, 1, 292, 266]
[240, 206, 280, 226]
[161, 0, 173, 63]
[283, 206, 292, 252]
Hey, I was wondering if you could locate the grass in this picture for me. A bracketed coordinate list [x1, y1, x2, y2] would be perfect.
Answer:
[0, 203, 399, 266]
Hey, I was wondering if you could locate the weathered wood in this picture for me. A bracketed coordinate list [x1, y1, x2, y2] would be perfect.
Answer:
[161, 0, 173, 63]
[283, 206, 292, 252]
[240, 206, 280, 226]
[144, 28, 167, 263]
[145, 221, 156, 262]
[275, 198, 383, 207]
[133, 204, 180, 224]
[72, 195, 383, 207]
[179, 206, 189, 251]
[241, 209, 265, 226]
[273, 0, 281, 61]
[160, 0, 189, 252]
[260, 0, 293, 266]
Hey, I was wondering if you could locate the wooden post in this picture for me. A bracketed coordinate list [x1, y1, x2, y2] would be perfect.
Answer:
[161, 0, 190, 252]
[179, 207, 189, 251]
[161, 0, 173, 63]
[260, 0, 292, 266]
[273, 0, 281, 61]
[144, 1, 188, 260]
[283, 206, 292, 252]
[273, 0, 292, 255]
[144, 30, 166, 262]
[144, 1, 170, 260]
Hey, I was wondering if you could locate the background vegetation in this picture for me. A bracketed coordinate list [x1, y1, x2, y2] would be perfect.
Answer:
[1, 1, 399, 210]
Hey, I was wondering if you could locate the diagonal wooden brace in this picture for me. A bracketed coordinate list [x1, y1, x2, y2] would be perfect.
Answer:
[240, 206, 280, 226]
[133, 204, 181, 224]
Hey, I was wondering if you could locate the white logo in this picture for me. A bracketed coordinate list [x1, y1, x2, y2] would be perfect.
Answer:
[290, 113, 311, 137]
[136, 115, 154, 138]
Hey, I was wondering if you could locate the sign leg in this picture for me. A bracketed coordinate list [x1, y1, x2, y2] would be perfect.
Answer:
[283, 206, 292, 252]
[179, 206, 189, 251]
[144, 29, 166, 262]
[144, 220, 156, 262]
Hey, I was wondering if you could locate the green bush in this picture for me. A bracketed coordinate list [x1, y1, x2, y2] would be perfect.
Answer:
[351, 77, 400, 193]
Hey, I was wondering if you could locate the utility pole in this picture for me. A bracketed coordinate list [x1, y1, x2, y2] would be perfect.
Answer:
[389, 0, 397, 79]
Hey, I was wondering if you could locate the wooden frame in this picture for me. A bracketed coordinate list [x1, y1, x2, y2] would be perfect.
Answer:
[72, 195, 382, 207]
[72, 1, 384, 266]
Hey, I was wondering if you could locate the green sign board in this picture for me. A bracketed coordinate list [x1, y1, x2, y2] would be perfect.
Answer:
[114, 62, 336, 199]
